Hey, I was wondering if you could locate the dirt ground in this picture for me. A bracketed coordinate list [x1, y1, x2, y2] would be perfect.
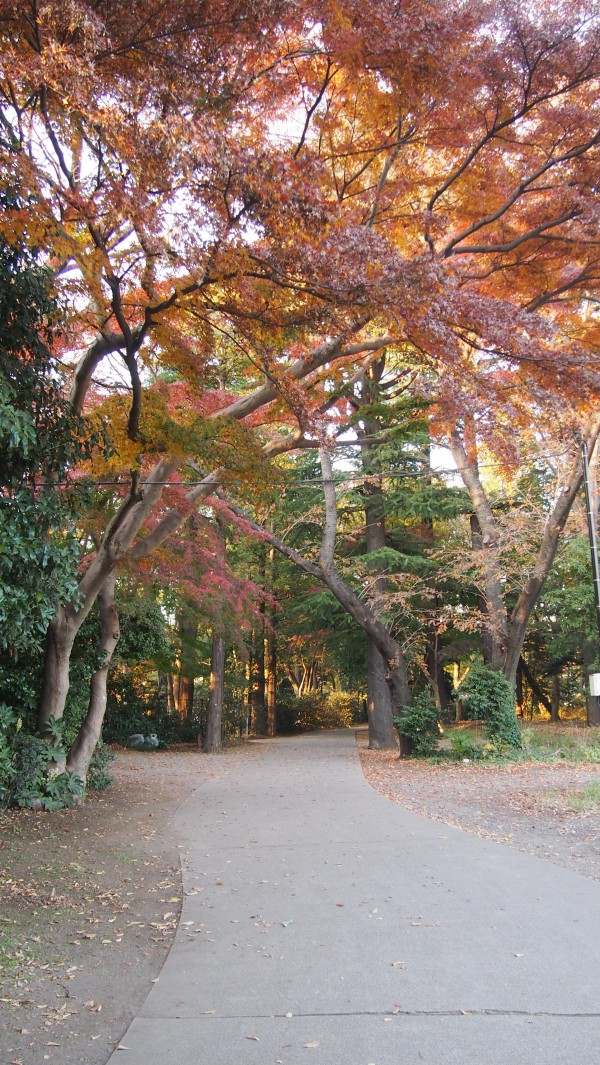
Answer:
[1, 735, 600, 1065]
[358, 737, 600, 881]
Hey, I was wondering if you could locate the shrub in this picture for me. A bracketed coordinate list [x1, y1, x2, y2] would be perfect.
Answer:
[276, 691, 356, 732]
[87, 743, 115, 791]
[0, 708, 84, 810]
[321, 691, 356, 729]
[9, 733, 83, 810]
[0, 704, 20, 807]
[449, 731, 480, 760]
[393, 692, 441, 757]
[459, 665, 521, 748]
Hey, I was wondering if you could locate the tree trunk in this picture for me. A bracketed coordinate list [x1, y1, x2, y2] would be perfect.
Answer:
[204, 635, 225, 754]
[449, 418, 600, 686]
[266, 558, 277, 738]
[266, 633, 276, 737]
[173, 605, 198, 719]
[469, 512, 508, 669]
[359, 359, 399, 749]
[224, 493, 412, 719]
[38, 606, 79, 756]
[67, 573, 120, 783]
[367, 642, 396, 748]
[519, 656, 553, 717]
[252, 630, 267, 735]
[166, 673, 176, 716]
[426, 629, 449, 715]
[550, 674, 561, 723]
[516, 659, 524, 717]
[38, 457, 179, 732]
[174, 675, 195, 719]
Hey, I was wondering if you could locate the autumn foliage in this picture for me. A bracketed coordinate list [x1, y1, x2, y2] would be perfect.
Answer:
[1, 1, 600, 775]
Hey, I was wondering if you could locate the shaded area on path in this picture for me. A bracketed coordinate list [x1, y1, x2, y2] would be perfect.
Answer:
[107, 731, 600, 1065]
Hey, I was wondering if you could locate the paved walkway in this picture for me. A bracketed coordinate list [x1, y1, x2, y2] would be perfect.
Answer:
[108, 731, 600, 1064]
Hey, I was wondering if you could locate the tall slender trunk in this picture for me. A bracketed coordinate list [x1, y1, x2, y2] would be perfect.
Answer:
[251, 545, 268, 733]
[266, 625, 277, 737]
[426, 628, 449, 714]
[173, 605, 198, 719]
[550, 675, 561, 723]
[67, 573, 120, 783]
[204, 635, 225, 754]
[251, 643, 266, 733]
[166, 674, 176, 715]
[359, 358, 397, 749]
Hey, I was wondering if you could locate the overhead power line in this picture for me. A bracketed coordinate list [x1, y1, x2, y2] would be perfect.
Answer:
[63, 452, 572, 490]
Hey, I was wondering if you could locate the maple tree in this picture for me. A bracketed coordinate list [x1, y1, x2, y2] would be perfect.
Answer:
[1, 1, 600, 777]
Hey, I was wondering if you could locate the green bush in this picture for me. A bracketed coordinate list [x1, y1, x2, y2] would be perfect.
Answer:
[393, 692, 441, 756]
[9, 733, 83, 810]
[276, 691, 355, 732]
[87, 743, 115, 791]
[0, 707, 84, 810]
[0, 704, 20, 807]
[459, 665, 521, 748]
[321, 691, 356, 728]
[449, 731, 480, 760]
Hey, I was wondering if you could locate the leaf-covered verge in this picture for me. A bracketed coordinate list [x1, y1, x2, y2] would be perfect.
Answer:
[0, 743, 261, 1065]
[358, 728, 600, 882]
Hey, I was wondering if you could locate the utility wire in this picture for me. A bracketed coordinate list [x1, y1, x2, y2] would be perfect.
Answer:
[62, 452, 573, 490]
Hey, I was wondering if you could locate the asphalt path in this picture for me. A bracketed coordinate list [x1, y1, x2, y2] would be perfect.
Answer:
[107, 730, 600, 1064]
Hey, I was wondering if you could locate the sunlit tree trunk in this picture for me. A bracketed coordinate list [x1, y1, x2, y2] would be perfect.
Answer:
[173, 606, 198, 719]
[266, 626, 277, 737]
[204, 635, 225, 754]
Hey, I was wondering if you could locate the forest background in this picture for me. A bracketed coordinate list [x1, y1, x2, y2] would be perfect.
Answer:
[2, 0, 600, 808]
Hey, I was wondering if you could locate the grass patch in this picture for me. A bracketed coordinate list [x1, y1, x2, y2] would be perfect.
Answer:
[538, 781, 600, 813]
[519, 725, 600, 763]
[0, 917, 40, 972]
[437, 723, 600, 764]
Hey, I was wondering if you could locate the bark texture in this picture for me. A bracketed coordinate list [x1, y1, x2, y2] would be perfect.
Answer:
[67, 574, 120, 782]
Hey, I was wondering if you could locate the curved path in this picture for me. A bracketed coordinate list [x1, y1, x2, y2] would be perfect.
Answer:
[108, 731, 600, 1064]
